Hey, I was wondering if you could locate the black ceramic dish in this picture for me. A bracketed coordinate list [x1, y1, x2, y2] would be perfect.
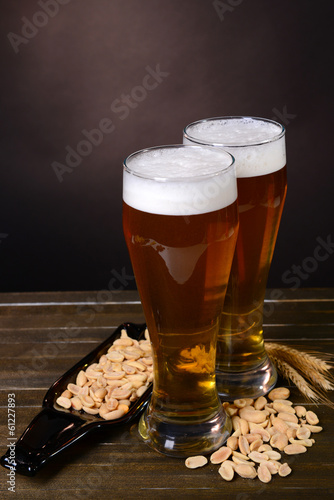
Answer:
[0, 323, 152, 477]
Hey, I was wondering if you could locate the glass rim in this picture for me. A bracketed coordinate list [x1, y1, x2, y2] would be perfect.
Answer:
[123, 144, 235, 182]
[183, 116, 286, 148]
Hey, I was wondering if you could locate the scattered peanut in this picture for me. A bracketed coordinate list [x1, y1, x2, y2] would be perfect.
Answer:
[266, 460, 280, 475]
[234, 463, 257, 479]
[56, 328, 152, 420]
[249, 438, 263, 452]
[284, 443, 307, 455]
[266, 450, 281, 460]
[270, 432, 289, 451]
[305, 410, 319, 425]
[268, 387, 290, 401]
[294, 405, 307, 418]
[238, 436, 250, 456]
[248, 451, 269, 463]
[289, 438, 314, 447]
[296, 426, 311, 440]
[185, 455, 208, 469]
[273, 402, 295, 414]
[218, 461, 234, 481]
[279, 462, 292, 477]
[239, 407, 267, 424]
[210, 446, 232, 464]
[302, 424, 323, 433]
[185, 386, 323, 485]
[257, 463, 272, 483]
[254, 396, 267, 410]
[226, 436, 238, 451]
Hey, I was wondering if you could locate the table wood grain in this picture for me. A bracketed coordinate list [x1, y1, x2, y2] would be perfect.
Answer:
[0, 289, 333, 499]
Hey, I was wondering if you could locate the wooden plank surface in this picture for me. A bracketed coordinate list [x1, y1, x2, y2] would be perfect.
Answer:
[0, 289, 333, 499]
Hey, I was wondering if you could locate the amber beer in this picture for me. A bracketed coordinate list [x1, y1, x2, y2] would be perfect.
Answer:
[184, 117, 287, 398]
[123, 145, 238, 456]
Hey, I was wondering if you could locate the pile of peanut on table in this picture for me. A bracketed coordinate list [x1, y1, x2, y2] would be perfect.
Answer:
[185, 388, 322, 483]
[56, 329, 322, 483]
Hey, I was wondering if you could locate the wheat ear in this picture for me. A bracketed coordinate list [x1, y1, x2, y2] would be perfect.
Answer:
[266, 342, 334, 391]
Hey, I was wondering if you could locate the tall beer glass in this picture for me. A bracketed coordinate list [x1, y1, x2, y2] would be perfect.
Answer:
[123, 145, 238, 456]
[184, 117, 287, 399]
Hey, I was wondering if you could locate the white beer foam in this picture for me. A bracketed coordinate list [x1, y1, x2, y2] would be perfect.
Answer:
[184, 117, 286, 178]
[123, 146, 237, 215]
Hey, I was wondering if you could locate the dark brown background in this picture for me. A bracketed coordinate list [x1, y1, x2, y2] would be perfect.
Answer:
[1, 0, 333, 293]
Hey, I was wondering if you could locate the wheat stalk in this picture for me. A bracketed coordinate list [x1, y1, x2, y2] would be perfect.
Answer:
[265, 342, 334, 409]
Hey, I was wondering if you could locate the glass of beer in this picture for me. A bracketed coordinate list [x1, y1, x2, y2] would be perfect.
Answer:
[184, 117, 287, 399]
[122, 145, 238, 456]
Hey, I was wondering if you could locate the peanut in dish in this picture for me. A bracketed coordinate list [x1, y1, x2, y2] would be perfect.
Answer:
[56, 328, 152, 420]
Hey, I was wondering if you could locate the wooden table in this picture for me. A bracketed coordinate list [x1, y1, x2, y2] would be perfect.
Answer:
[0, 288, 333, 499]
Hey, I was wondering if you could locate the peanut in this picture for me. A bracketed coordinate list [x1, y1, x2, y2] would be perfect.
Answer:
[273, 399, 293, 406]
[239, 408, 267, 424]
[248, 451, 269, 464]
[268, 387, 290, 401]
[238, 436, 250, 456]
[302, 424, 323, 433]
[294, 405, 307, 418]
[232, 456, 255, 466]
[265, 450, 281, 460]
[270, 432, 289, 451]
[226, 436, 238, 451]
[296, 426, 311, 440]
[70, 396, 82, 411]
[286, 428, 297, 440]
[76, 370, 87, 387]
[258, 463, 272, 483]
[265, 460, 280, 474]
[250, 427, 270, 442]
[245, 433, 262, 443]
[56, 396, 71, 409]
[210, 446, 232, 464]
[218, 461, 234, 481]
[232, 450, 251, 460]
[305, 410, 319, 425]
[254, 396, 267, 410]
[234, 464, 257, 479]
[239, 418, 249, 435]
[273, 402, 295, 414]
[82, 405, 99, 415]
[234, 399, 247, 409]
[279, 463, 292, 477]
[249, 439, 263, 452]
[272, 416, 289, 434]
[103, 408, 126, 420]
[284, 443, 307, 455]
[257, 444, 272, 452]
[278, 412, 299, 424]
[289, 438, 313, 447]
[185, 456, 207, 469]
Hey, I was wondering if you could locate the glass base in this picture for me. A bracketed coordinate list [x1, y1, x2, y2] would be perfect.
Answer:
[216, 356, 277, 401]
[138, 406, 232, 458]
